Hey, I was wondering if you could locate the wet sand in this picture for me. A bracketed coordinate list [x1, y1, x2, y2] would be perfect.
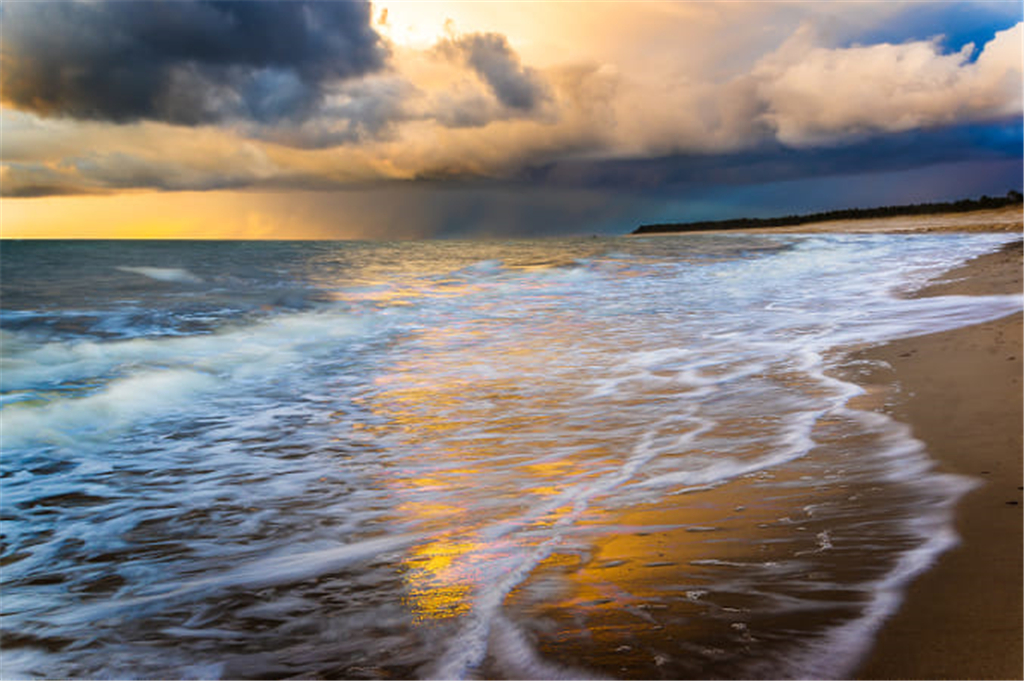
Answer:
[639, 209, 1023, 677]
[849, 239, 1023, 679]
[510, 228, 1023, 679]
[632, 216, 1023, 677]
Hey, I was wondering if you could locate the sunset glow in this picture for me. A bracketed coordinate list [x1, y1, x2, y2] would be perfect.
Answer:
[1, 0, 1021, 239]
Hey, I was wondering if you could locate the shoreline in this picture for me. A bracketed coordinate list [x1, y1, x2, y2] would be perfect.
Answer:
[629, 205, 1023, 236]
[848, 239, 1023, 678]
[498, 235, 1023, 680]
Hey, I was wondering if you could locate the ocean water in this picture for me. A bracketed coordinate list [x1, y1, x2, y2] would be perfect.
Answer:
[1, 234, 1020, 679]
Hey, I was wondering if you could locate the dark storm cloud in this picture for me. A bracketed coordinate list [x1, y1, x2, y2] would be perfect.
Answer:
[519, 120, 1024, 196]
[0, 162, 99, 198]
[0, 1, 387, 125]
[431, 93, 502, 129]
[436, 32, 549, 113]
[241, 75, 419, 148]
[0, 153, 268, 198]
[7, 118, 1018, 202]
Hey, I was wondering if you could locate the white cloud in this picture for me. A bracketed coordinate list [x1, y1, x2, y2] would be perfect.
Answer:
[753, 22, 1023, 146]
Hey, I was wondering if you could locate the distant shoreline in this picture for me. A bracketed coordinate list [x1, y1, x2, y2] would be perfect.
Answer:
[632, 192, 1024, 235]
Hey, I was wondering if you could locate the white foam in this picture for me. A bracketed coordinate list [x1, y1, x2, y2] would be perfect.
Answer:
[767, 485, 971, 680]
[2, 309, 368, 408]
[425, 536, 565, 680]
[2, 369, 219, 447]
[4, 234, 1020, 679]
[61, 533, 425, 624]
[1, 311, 373, 456]
[116, 266, 203, 283]
[486, 615, 606, 680]
[192, 533, 421, 591]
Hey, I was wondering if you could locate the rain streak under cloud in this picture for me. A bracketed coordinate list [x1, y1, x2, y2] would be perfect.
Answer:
[1, 0, 1021, 238]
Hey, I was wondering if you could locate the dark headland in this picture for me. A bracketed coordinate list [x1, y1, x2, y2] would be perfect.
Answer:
[632, 191, 1024, 235]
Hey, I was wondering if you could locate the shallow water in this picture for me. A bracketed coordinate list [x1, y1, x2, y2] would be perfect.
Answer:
[1, 234, 1020, 679]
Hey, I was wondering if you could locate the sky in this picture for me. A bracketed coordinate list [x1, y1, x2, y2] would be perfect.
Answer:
[2, 0, 1022, 239]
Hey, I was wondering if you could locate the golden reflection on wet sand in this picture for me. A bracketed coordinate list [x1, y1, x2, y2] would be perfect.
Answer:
[347, 279, 924, 677]
[498, 427, 922, 678]
[364, 311, 606, 626]
[403, 535, 477, 622]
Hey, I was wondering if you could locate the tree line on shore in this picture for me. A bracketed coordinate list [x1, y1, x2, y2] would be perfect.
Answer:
[632, 190, 1024, 235]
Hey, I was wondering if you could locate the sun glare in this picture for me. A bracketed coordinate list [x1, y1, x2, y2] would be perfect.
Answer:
[374, 1, 451, 48]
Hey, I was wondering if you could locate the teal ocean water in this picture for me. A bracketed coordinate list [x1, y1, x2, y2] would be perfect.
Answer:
[2, 234, 1020, 679]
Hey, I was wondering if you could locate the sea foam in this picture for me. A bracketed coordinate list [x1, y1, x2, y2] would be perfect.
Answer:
[116, 266, 204, 283]
[2, 234, 1020, 680]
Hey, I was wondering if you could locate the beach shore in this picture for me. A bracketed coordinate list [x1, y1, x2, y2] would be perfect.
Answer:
[848, 238, 1023, 679]
[632, 205, 1023, 236]
[528, 221, 1023, 679]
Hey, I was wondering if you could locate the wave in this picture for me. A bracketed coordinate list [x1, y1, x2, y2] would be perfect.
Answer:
[1, 309, 370, 446]
[2, 233, 1021, 680]
[116, 266, 203, 283]
[2, 368, 220, 448]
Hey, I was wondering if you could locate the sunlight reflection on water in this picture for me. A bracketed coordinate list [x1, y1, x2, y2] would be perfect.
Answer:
[1, 234, 1019, 679]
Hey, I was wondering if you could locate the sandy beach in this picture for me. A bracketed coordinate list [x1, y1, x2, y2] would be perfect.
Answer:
[632, 205, 1024, 237]
[485, 218, 1023, 680]
[769, 205, 1024, 235]
[847, 237, 1023, 678]
[638, 208, 1023, 677]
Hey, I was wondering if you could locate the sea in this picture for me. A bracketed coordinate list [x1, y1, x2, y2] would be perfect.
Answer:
[1, 234, 1021, 680]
